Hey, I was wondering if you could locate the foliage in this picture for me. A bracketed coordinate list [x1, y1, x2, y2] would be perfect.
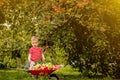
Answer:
[0, 0, 120, 79]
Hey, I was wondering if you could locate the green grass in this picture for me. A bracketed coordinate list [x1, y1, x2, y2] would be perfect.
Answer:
[0, 65, 113, 80]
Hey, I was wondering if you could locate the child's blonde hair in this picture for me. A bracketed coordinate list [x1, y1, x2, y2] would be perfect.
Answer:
[31, 36, 39, 41]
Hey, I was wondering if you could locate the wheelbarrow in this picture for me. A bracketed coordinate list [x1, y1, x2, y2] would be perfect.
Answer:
[28, 65, 62, 80]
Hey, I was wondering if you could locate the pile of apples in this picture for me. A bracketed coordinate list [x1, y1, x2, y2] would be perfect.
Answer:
[29, 63, 56, 70]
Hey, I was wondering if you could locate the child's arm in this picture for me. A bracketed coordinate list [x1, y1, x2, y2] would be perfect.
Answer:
[28, 54, 31, 62]
[42, 48, 45, 61]
[42, 53, 45, 61]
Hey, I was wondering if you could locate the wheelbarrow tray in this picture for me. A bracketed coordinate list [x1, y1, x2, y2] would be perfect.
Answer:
[28, 65, 61, 76]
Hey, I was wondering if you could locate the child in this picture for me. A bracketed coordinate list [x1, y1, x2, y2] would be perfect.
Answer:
[24, 36, 45, 79]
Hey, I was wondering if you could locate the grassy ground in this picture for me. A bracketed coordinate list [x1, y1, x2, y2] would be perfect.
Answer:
[0, 65, 113, 80]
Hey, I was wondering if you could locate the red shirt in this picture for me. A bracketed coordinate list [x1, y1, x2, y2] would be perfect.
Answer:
[29, 47, 43, 62]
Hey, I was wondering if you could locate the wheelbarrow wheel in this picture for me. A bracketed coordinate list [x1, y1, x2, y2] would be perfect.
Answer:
[49, 74, 59, 80]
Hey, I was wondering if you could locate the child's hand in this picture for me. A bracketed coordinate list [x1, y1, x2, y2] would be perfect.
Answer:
[42, 57, 45, 61]
[42, 53, 45, 61]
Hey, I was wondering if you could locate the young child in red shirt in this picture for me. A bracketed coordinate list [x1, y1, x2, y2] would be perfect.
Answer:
[24, 36, 45, 70]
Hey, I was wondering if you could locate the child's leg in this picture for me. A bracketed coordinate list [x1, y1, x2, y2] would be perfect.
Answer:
[24, 61, 35, 70]
[32, 75, 38, 80]
[29, 62, 38, 79]
[29, 61, 35, 69]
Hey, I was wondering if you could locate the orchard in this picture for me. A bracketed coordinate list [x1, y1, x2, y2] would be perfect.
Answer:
[0, 0, 120, 79]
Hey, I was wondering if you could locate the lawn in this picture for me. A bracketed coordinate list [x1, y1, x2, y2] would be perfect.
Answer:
[0, 65, 113, 80]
